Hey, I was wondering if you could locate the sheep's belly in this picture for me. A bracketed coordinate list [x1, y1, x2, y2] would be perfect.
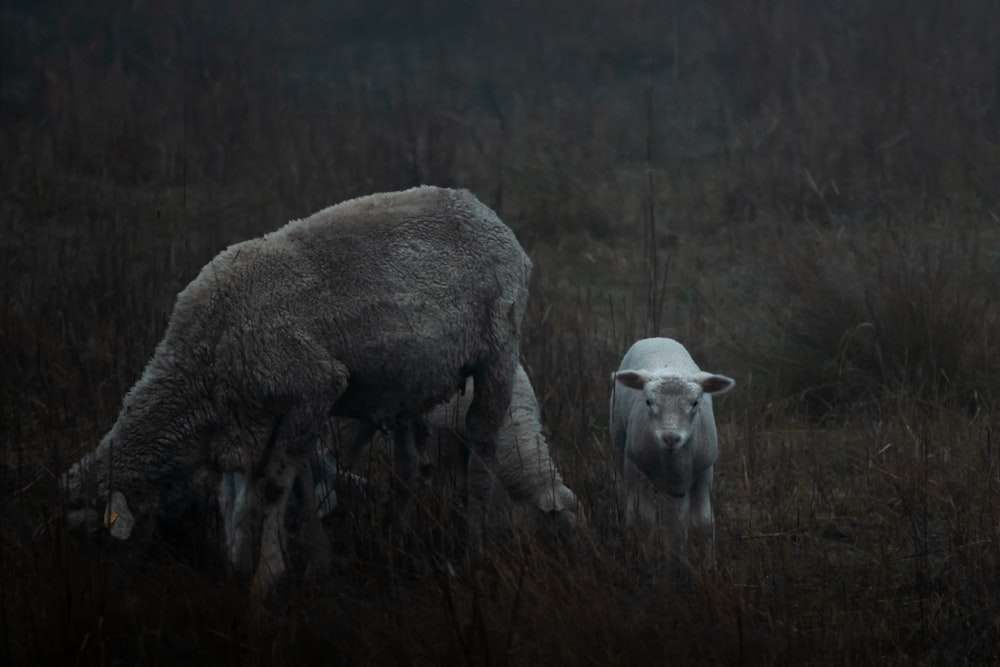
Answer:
[331, 358, 469, 424]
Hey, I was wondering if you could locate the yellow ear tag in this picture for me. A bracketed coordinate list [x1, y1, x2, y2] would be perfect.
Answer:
[105, 512, 119, 528]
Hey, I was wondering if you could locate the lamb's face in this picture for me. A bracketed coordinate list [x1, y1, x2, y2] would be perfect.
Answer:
[641, 375, 704, 453]
[615, 369, 735, 454]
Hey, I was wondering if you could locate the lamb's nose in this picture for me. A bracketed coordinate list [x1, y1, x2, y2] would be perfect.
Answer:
[661, 432, 681, 450]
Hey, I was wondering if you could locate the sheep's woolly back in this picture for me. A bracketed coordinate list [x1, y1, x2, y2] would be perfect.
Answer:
[169, 186, 530, 424]
[64, 186, 532, 562]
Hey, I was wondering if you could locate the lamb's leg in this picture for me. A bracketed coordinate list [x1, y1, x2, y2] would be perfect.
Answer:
[623, 458, 657, 528]
[669, 493, 692, 558]
[624, 458, 689, 561]
[688, 465, 715, 565]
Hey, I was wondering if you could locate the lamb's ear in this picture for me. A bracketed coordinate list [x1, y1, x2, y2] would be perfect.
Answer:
[613, 370, 651, 390]
[696, 372, 736, 396]
[105, 491, 136, 540]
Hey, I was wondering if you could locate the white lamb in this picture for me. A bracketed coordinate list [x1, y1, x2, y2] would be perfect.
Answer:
[610, 337, 734, 561]
[62, 185, 531, 592]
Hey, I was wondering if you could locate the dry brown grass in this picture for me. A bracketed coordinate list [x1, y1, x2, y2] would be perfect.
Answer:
[2, 1, 999, 664]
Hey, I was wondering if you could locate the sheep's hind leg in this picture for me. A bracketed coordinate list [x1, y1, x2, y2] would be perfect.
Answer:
[466, 354, 516, 460]
[464, 349, 518, 552]
[253, 450, 292, 593]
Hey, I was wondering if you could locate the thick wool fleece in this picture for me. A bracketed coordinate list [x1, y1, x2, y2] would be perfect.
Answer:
[64, 186, 531, 586]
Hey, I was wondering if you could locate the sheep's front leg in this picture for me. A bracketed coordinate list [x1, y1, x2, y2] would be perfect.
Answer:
[688, 465, 715, 565]
[219, 471, 247, 568]
[224, 471, 256, 574]
[254, 400, 334, 594]
[254, 441, 299, 593]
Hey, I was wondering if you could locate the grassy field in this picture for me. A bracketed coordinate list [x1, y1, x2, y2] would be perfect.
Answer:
[2, 1, 1000, 664]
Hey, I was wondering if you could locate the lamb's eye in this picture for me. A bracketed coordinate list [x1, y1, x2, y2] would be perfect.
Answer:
[645, 399, 653, 407]
[690, 399, 699, 410]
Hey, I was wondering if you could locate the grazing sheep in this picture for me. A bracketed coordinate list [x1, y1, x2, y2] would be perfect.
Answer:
[610, 337, 734, 560]
[63, 185, 531, 592]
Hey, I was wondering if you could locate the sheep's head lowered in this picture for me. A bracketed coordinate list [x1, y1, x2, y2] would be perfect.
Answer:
[64, 491, 136, 540]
